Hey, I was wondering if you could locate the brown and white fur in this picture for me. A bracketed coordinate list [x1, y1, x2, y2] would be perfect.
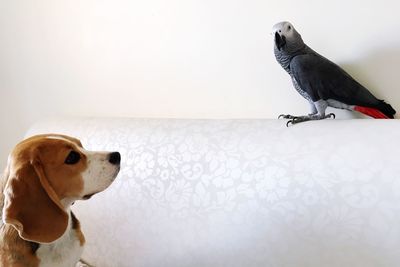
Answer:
[0, 134, 120, 266]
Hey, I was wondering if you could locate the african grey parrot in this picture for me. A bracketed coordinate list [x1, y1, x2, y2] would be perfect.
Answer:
[273, 21, 396, 126]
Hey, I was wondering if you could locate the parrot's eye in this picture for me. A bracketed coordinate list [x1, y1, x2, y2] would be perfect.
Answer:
[288, 26, 292, 30]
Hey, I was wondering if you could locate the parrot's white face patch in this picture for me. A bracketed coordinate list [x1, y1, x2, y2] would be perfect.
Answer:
[272, 21, 295, 37]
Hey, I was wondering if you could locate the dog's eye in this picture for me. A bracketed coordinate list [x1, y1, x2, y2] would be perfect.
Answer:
[65, 151, 81, 165]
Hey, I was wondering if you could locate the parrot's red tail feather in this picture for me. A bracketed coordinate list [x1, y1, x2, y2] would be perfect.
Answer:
[354, 106, 389, 119]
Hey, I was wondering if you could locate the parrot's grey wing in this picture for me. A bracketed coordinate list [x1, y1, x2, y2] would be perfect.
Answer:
[290, 54, 380, 106]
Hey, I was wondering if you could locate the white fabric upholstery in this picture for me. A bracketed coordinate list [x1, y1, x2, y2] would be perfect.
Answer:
[26, 118, 400, 267]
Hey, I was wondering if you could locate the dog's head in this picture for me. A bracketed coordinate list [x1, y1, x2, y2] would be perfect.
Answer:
[1, 134, 120, 243]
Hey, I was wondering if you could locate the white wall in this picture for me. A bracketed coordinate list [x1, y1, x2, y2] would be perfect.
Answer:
[1, 0, 400, 167]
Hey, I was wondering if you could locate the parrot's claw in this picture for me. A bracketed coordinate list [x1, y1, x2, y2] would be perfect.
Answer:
[286, 119, 300, 127]
[285, 113, 336, 127]
[286, 116, 310, 127]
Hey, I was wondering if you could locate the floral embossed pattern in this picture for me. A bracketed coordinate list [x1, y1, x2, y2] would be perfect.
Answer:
[27, 118, 400, 267]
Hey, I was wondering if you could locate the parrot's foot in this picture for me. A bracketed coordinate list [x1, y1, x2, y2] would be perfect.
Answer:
[285, 113, 335, 127]
[278, 114, 298, 119]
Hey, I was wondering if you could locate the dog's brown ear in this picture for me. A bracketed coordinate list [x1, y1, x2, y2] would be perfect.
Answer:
[2, 153, 68, 243]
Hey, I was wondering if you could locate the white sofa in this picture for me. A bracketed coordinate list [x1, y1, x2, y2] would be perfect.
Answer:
[26, 118, 400, 267]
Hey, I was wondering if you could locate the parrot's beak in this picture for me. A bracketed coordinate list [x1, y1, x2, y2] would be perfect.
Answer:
[275, 32, 286, 51]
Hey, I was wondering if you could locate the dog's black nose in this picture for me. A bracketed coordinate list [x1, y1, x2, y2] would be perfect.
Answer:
[108, 152, 121, 165]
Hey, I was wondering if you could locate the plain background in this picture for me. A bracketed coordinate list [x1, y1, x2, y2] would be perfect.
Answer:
[1, 0, 400, 167]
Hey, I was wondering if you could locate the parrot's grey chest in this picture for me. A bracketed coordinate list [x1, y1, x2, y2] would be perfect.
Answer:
[274, 48, 291, 73]
[274, 49, 312, 102]
[290, 75, 312, 101]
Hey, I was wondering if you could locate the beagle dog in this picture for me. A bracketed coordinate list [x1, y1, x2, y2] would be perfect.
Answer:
[0, 134, 121, 267]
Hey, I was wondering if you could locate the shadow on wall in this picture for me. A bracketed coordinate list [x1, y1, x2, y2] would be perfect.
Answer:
[339, 46, 400, 119]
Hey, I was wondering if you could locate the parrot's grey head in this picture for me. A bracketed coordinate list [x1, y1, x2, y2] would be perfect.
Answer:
[272, 21, 304, 53]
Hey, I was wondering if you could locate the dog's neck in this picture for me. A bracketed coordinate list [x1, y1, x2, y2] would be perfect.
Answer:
[35, 212, 84, 267]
